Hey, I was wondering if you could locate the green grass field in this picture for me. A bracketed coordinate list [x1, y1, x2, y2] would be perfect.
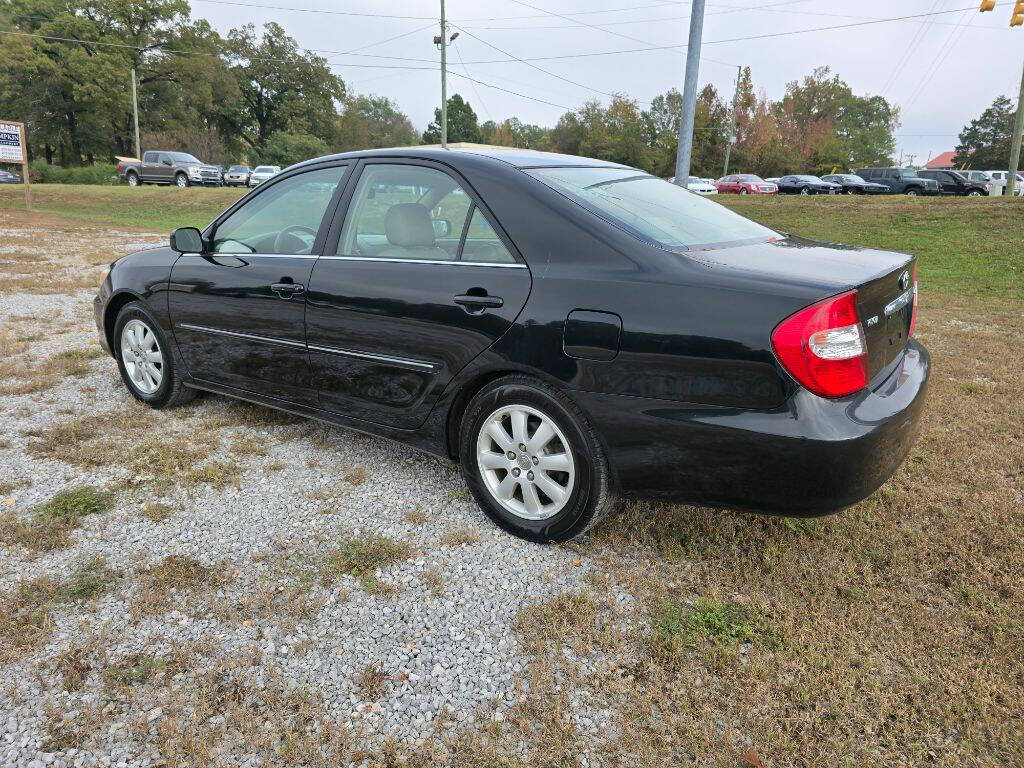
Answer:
[2, 185, 1021, 298]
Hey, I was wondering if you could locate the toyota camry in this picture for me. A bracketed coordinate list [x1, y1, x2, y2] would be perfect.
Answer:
[94, 148, 930, 542]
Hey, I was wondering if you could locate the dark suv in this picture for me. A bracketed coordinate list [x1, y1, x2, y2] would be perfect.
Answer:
[917, 169, 989, 196]
[855, 167, 941, 196]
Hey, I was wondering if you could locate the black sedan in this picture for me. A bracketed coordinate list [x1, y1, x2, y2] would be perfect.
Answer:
[93, 148, 929, 542]
[776, 175, 840, 195]
[820, 173, 889, 195]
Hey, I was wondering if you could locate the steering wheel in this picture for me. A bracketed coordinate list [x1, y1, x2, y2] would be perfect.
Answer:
[273, 224, 317, 255]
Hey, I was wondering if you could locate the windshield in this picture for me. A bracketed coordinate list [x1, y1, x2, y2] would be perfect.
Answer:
[229, 165, 248, 172]
[169, 152, 201, 164]
[841, 174, 865, 182]
[254, 166, 275, 173]
[736, 174, 763, 182]
[528, 166, 779, 250]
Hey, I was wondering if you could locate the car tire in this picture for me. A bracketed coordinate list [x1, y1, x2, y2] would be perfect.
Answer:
[966, 189, 982, 197]
[126, 171, 140, 187]
[458, 375, 616, 542]
[845, 187, 856, 195]
[905, 187, 920, 196]
[175, 173, 189, 188]
[114, 302, 196, 409]
[800, 186, 810, 195]
[739, 188, 748, 195]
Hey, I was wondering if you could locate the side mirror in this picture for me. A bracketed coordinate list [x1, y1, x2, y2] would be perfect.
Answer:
[170, 227, 205, 254]
[431, 218, 452, 238]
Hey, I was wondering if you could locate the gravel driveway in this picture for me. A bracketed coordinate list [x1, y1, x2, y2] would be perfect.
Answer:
[0, 222, 614, 768]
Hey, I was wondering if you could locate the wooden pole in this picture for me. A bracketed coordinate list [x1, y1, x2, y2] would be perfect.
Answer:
[19, 122, 32, 212]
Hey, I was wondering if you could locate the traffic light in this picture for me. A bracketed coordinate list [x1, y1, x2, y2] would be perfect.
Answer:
[1012, 1, 1024, 26]
[979, 0, 995, 11]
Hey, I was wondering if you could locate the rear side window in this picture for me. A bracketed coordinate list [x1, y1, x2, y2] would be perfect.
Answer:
[461, 207, 515, 263]
[143, 152, 157, 163]
[529, 166, 778, 250]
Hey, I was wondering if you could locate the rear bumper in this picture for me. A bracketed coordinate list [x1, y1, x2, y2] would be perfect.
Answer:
[574, 340, 930, 515]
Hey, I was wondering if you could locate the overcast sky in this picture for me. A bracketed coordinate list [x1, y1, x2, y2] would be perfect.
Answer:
[189, 0, 1024, 166]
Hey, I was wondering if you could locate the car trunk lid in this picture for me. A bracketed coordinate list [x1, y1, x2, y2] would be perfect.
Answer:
[856, 260, 916, 380]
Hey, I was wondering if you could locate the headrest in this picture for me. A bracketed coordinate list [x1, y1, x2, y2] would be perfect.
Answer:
[384, 203, 436, 247]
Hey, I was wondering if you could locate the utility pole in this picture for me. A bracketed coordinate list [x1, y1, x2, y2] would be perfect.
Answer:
[440, 0, 448, 149]
[722, 65, 741, 178]
[674, 0, 706, 185]
[1007, 56, 1024, 196]
[130, 68, 141, 159]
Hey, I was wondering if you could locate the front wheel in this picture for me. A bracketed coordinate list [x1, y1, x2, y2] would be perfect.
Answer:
[966, 189, 982, 197]
[845, 187, 856, 195]
[800, 186, 810, 195]
[905, 187, 920, 196]
[175, 173, 188, 188]
[739, 188, 748, 195]
[459, 376, 616, 542]
[114, 302, 196, 409]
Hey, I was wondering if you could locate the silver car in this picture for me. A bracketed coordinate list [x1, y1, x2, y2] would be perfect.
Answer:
[248, 165, 281, 187]
[223, 165, 251, 187]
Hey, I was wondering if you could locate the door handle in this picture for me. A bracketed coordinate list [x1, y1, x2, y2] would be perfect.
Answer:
[454, 293, 503, 309]
[271, 282, 305, 299]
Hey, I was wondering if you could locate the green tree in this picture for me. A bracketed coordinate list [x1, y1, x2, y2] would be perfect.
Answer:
[954, 96, 1018, 170]
[335, 94, 418, 152]
[422, 94, 481, 144]
[479, 117, 551, 149]
[220, 22, 344, 154]
[261, 131, 329, 166]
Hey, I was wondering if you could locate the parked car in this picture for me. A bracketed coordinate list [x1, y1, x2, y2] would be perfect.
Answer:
[0, 169, 22, 184]
[960, 170, 992, 186]
[248, 165, 281, 187]
[223, 165, 252, 187]
[686, 176, 717, 195]
[855, 167, 940, 196]
[119, 151, 223, 187]
[776, 175, 840, 195]
[820, 173, 889, 195]
[917, 169, 988, 196]
[715, 174, 778, 194]
[985, 170, 1024, 196]
[94, 148, 929, 542]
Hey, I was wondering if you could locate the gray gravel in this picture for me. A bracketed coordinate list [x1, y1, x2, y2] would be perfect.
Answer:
[0, 224, 616, 766]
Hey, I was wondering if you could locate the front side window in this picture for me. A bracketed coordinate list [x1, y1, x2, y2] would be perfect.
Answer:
[169, 152, 201, 164]
[529, 166, 778, 250]
[212, 165, 346, 254]
[338, 164, 473, 261]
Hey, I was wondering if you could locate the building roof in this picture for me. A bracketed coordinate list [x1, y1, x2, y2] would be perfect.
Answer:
[924, 151, 958, 169]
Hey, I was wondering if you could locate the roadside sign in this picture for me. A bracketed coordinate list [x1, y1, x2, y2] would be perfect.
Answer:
[0, 120, 31, 211]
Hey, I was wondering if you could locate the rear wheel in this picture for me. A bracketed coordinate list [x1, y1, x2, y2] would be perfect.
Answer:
[114, 302, 196, 409]
[459, 376, 615, 542]
[126, 171, 139, 187]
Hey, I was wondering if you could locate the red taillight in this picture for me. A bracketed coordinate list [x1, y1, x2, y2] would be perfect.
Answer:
[771, 289, 869, 398]
[909, 262, 918, 336]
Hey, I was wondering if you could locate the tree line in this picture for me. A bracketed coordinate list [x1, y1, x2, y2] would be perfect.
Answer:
[0, 0, 1014, 177]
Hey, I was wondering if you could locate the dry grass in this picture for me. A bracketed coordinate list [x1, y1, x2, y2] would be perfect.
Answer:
[358, 662, 389, 700]
[140, 502, 175, 523]
[403, 505, 428, 526]
[440, 527, 480, 547]
[0, 485, 112, 553]
[422, 569, 445, 597]
[322, 534, 413, 592]
[25, 405, 242, 493]
[134, 554, 230, 617]
[0, 346, 106, 396]
[0, 556, 118, 662]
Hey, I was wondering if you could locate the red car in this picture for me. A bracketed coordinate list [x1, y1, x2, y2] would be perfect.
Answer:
[715, 174, 778, 195]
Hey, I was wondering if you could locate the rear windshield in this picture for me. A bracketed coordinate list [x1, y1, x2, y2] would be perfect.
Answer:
[528, 167, 779, 250]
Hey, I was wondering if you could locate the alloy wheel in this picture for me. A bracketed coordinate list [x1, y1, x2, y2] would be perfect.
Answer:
[176, 174, 187, 188]
[120, 319, 163, 394]
[127, 174, 138, 187]
[476, 404, 575, 521]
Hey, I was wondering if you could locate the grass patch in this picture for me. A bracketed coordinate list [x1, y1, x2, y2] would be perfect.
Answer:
[0, 479, 27, 495]
[0, 556, 118, 661]
[135, 554, 229, 616]
[0, 486, 112, 553]
[403, 505, 427, 526]
[440, 527, 481, 546]
[25, 407, 241, 492]
[0, 346, 105, 395]
[140, 502, 175, 523]
[358, 662, 388, 700]
[651, 598, 779, 665]
[322, 534, 413, 590]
